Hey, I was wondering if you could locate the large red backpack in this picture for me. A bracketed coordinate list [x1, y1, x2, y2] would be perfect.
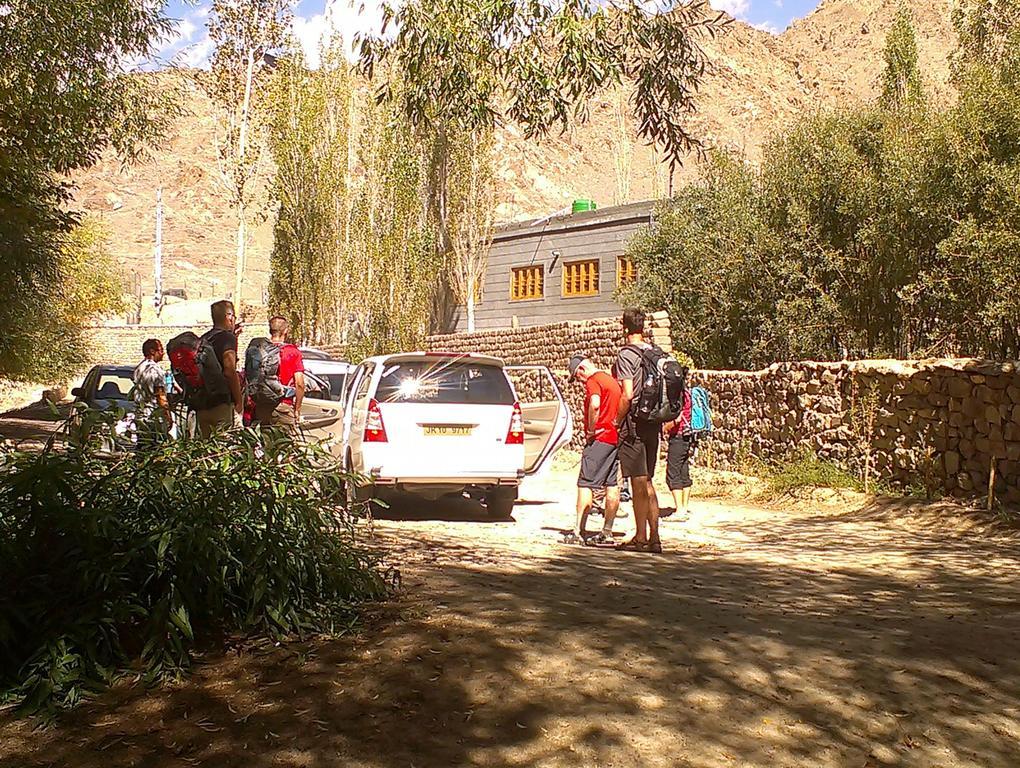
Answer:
[167, 331, 229, 409]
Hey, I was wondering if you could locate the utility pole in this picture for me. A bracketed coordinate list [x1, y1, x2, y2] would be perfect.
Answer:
[154, 186, 164, 321]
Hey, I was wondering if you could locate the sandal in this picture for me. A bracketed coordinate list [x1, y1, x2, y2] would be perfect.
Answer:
[616, 538, 648, 552]
[647, 539, 663, 554]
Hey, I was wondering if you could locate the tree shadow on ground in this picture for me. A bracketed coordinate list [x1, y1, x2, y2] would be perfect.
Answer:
[0, 401, 68, 446]
[3, 507, 1020, 767]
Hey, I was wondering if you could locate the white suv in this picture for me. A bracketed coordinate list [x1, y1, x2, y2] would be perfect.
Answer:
[332, 352, 571, 518]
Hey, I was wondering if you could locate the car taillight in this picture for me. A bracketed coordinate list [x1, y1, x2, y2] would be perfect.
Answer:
[364, 399, 388, 442]
[506, 402, 524, 445]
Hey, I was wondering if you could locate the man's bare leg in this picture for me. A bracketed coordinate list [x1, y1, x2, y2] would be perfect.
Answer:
[681, 487, 692, 515]
[602, 485, 621, 535]
[645, 478, 661, 543]
[575, 486, 594, 538]
[628, 475, 649, 543]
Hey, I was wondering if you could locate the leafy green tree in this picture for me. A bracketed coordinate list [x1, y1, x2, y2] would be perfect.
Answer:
[58, 219, 127, 330]
[357, 0, 727, 170]
[447, 129, 496, 333]
[0, 1, 178, 380]
[625, 4, 1020, 367]
[268, 43, 453, 355]
[267, 42, 351, 344]
[205, 0, 293, 306]
[880, 4, 924, 110]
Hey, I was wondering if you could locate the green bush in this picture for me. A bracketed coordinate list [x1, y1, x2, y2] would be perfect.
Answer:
[753, 447, 866, 497]
[623, 5, 1020, 367]
[0, 416, 387, 712]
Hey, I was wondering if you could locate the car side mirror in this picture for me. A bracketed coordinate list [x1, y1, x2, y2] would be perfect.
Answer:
[71, 387, 83, 398]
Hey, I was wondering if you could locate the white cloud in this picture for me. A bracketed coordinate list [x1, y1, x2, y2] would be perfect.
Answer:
[714, 0, 750, 17]
[181, 34, 215, 68]
[156, 16, 198, 57]
[752, 20, 781, 34]
[177, 18, 198, 43]
[292, 0, 389, 67]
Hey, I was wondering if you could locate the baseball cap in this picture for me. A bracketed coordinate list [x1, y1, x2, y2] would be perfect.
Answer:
[567, 354, 585, 380]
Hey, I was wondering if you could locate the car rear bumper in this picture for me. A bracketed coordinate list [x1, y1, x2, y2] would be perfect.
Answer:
[368, 469, 524, 487]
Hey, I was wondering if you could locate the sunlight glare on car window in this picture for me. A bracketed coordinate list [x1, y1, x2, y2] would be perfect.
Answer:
[398, 377, 421, 400]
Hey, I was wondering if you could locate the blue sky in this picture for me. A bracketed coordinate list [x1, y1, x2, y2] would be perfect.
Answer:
[154, 0, 823, 68]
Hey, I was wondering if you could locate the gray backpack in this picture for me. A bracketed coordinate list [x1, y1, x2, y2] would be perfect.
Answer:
[244, 338, 294, 407]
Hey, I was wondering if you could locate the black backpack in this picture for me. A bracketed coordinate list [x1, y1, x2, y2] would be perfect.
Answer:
[624, 344, 688, 424]
[167, 330, 230, 410]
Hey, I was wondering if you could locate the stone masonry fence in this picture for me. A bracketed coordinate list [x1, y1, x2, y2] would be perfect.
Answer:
[427, 315, 1020, 504]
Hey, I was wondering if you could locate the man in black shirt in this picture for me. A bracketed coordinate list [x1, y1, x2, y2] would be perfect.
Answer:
[195, 300, 244, 438]
[615, 308, 663, 553]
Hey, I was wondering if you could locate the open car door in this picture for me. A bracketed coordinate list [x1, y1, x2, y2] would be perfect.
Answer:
[299, 372, 345, 458]
[504, 365, 573, 476]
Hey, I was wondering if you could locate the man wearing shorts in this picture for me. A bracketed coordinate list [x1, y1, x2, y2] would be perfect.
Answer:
[564, 355, 622, 546]
[615, 308, 663, 553]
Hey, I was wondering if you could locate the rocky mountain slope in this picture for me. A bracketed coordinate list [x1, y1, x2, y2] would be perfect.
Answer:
[72, 0, 959, 306]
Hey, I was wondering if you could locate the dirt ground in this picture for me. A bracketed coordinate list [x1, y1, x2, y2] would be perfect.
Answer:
[2, 451, 1020, 768]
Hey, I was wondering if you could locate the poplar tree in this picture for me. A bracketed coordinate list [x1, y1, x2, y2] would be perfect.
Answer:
[205, 0, 293, 307]
[880, 4, 924, 110]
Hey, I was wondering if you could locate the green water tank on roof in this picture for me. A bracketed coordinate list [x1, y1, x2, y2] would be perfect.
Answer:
[571, 199, 597, 214]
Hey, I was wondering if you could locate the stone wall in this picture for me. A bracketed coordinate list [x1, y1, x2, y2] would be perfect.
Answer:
[427, 317, 1020, 503]
[428, 312, 672, 371]
[694, 360, 1020, 503]
[84, 324, 270, 367]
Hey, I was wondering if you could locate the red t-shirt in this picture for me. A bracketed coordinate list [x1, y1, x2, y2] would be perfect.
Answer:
[277, 343, 305, 405]
[586, 371, 622, 445]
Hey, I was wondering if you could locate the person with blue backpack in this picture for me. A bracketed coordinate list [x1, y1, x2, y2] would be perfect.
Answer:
[663, 376, 713, 518]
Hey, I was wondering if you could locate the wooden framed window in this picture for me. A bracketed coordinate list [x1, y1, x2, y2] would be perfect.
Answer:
[617, 255, 637, 287]
[562, 259, 600, 298]
[510, 265, 544, 301]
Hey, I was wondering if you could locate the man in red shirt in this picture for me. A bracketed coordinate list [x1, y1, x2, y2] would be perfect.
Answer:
[565, 354, 622, 546]
[254, 315, 305, 431]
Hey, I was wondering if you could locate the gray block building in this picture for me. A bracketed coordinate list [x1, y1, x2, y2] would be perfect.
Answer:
[452, 200, 658, 332]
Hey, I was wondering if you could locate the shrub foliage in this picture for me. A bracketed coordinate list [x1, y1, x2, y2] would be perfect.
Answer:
[624, 4, 1020, 368]
[0, 419, 386, 711]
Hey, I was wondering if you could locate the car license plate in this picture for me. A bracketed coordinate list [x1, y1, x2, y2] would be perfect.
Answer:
[423, 425, 473, 437]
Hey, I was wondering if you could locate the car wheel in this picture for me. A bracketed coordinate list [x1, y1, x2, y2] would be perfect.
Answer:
[485, 488, 518, 520]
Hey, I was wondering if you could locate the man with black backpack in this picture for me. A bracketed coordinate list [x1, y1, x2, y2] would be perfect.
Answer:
[614, 308, 686, 554]
[167, 300, 244, 437]
[195, 301, 243, 437]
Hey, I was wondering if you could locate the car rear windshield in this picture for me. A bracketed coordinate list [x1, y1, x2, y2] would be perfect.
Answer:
[375, 361, 514, 405]
[96, 373, 133, 401]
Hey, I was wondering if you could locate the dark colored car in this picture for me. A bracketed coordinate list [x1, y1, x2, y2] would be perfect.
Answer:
[72, 365, 136, 413]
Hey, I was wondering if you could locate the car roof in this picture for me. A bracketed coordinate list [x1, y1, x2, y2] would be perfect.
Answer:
[362, 352, 506, 368]
[304, 359, 355, 372]
[299, 347, 334, 361]
[93, 365, 136, 376]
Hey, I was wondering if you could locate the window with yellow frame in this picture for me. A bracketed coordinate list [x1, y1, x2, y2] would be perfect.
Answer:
[616, 255, 637, 287]
[562, 259, 600, 298]
[510, 265, 544, 301]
